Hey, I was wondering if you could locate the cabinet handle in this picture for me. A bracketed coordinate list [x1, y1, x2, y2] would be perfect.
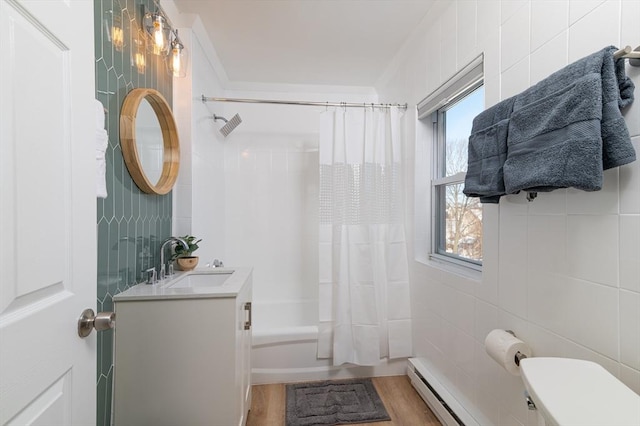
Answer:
[244, 302, 252, 330]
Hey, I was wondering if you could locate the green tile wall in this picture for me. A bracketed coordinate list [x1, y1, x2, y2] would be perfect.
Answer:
[94, 1, 173, 424]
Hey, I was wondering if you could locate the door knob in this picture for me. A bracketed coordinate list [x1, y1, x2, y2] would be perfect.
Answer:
[77, 308, 115, 338]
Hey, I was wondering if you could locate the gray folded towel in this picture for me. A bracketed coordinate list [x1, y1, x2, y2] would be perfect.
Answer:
[463, 97, 515, 203]
[504, 46, 636, 195]
[463, 46, 635, 203]
[504, 73, 604, 193]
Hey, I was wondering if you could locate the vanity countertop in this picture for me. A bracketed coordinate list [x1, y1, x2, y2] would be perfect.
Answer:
[113, 267, 252, 301]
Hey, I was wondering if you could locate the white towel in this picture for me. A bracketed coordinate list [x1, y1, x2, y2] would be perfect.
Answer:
[95, 99, 108, 198]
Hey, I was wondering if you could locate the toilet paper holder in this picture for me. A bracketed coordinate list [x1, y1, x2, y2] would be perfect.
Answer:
[505, 330, 528, 366]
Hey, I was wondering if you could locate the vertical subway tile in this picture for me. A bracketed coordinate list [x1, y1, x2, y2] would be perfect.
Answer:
[97, 219, 110, 301]
[477, 204, 499, 305]
[108, 221, 119, 293]
[501, 5, 530, 72]
[527, 188, 567, 215]
[440, 1, 458, 79]
[501, 0, 528, 24]
[530, 31, 569, 85]
[567, 168, 619, 215]
[621, 0, 640, 44]
[568, 0, 620, 61]
[498, 214, 528, 317]
[104, 370, 113, 426]
[561, 278, 619, 359]
[456, 0, 477, 67]
[620, 290, 640, 369]
[566, 214, 619, 287]
[569, 0, 607, 24]
[527, 324, 566, 358]
[101, 328, 114, 378]
[620, 138, 640, 214]
[531, 0, 569, 51]
[620, 215, 640, 292]
[501, 57, 530, 99]
[474, 299, 499, 342]
[96, 375, 107, 426]
[528, 215, 566, 275]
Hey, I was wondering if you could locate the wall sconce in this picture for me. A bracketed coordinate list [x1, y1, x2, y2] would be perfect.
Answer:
[144, 11, 170, 55]
[142, 2, 188, 78]
[167, 30, 188, 78]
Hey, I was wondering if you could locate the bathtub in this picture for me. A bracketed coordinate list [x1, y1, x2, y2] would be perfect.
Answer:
[251, 300, 407, 384]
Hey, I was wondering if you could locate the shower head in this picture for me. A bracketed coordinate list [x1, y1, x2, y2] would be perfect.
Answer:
[213, 113, 242, 137]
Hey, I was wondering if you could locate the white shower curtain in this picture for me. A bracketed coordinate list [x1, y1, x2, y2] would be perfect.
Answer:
[317, 106, 412, 366]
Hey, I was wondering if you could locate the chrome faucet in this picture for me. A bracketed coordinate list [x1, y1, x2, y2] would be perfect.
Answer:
[159, 237, 189, 281]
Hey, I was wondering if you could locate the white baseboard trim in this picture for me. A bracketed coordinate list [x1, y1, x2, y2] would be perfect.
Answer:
[407, 358, 479, 426]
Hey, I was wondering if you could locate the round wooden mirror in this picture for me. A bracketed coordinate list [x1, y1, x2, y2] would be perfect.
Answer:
[120, 88, 180, 194]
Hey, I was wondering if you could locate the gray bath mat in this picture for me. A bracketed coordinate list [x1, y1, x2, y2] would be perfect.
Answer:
[286, 378, 391, 425]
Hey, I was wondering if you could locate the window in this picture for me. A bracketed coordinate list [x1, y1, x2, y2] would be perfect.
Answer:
[417, 56, 484, 269]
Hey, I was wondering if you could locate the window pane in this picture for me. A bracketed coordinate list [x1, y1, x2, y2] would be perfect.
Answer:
[442, 183, 482, 262]
[444, 86, 484, 176]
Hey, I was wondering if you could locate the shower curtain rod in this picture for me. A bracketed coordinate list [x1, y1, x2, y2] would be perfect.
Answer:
[201, 95, 408, 110]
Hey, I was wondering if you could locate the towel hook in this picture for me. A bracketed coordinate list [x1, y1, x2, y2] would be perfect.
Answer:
[614, 45, 640, 66]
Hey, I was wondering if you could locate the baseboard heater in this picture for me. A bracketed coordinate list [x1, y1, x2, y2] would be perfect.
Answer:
[407, 358, 479, 426]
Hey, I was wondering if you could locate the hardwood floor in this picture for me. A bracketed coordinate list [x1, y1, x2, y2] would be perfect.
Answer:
[246, 375, 442, 426]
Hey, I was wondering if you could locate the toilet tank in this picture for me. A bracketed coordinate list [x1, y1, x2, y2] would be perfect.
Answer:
[519, 357, 640, 426]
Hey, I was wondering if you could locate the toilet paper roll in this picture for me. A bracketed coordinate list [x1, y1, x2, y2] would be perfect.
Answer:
[484, 329, 532, 376]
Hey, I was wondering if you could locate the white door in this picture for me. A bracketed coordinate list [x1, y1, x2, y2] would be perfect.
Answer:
[0, 0, 97, 424]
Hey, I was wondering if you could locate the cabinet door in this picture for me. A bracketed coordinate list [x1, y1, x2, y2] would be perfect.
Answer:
[237, 280, 252, 425]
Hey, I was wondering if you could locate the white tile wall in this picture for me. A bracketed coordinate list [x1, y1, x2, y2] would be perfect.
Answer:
[530, 31, 568, 85]
[620, 138, 640, 214]
[223, 132, 321, 303]
[622, 70, 640, 136]
[498, 214, 528, 317]
[526, 188, 567, 215]
[531, 0, 568, 52]
[375, 0, 640, 424]
[477, 203, 499, 304]
[568, 0, 620, 61]
[562, 277, 619, 359]
[569, 0, 607, 25]
[567, 168, 619, 214]
[456, 0, 478, 67]
[501, 0, 528, 24]
[620, 215, 640, 292]
[500, 5, 530, 72]
[501, 57, 530, 99]
[566, 215, 619, 287]
[620, 290, 640, 370]
[527, 215, 566, 275]
[473, 299, 499, 342]
[440, 2, 458, 79]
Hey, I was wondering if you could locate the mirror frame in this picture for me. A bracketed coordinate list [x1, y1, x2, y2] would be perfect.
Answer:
[120, 88, 180, 195]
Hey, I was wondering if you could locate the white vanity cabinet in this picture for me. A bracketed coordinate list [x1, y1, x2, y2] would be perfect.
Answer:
[112, 269, 252, 426]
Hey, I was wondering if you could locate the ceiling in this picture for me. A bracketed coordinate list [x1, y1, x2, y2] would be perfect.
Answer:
[172, 0, 435, 87]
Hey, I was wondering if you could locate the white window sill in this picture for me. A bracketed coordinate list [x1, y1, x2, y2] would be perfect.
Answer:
[425, 254, 482, 282]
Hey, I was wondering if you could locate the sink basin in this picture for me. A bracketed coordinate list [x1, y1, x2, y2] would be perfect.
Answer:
[168, 272, 233, 289]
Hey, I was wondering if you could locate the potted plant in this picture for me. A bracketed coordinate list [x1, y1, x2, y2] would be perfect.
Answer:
[171, 235, 202, 271]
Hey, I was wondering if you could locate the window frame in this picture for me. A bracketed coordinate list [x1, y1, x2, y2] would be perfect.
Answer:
[417, 55, 484, 271]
